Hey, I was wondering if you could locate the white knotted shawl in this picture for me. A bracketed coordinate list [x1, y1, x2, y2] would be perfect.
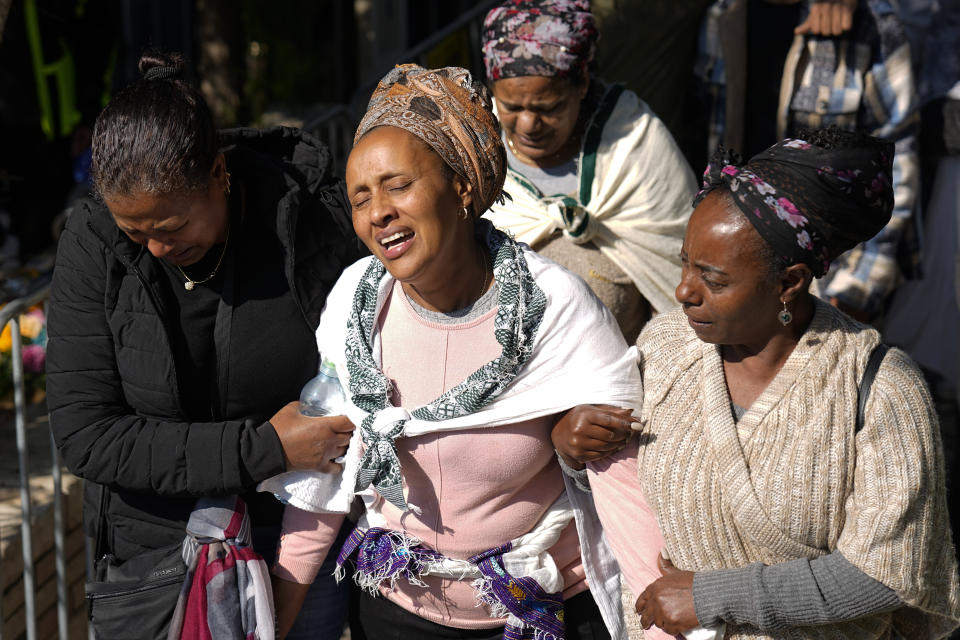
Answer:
[259, 248, 641, 514]
[483, 85, 697, 313]
[257, 248, 641, 639]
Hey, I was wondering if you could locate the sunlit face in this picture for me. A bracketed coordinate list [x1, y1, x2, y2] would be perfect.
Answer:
[346, 126, 474, 297]
[103, 156, 229, 267]
[492, 75, 587, 166]
[675, 192, 783, 346]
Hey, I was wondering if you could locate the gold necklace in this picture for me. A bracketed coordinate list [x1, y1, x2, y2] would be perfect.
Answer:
[176, 226, 230, 291]
[506, 135, 538, 164]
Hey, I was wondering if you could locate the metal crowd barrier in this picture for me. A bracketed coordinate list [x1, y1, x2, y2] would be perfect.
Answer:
[0, 280, 67, 640]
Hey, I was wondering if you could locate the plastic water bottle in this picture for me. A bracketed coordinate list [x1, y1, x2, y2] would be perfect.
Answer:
[271, 358, 348, 504]
[299, 358, 346, 416]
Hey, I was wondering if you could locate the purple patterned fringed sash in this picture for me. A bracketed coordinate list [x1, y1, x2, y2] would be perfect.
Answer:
[335, 527, 443, 589]
[336, 527, 566, 640]
[471, 543, 565, 640]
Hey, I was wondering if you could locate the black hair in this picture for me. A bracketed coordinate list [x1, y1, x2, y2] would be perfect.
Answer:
[798, 125, 888, 154]
[91, 51, 218, 199]
[565, 63, 589, 88]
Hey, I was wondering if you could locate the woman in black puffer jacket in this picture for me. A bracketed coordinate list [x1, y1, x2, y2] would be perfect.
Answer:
[45, 51, 364, 639]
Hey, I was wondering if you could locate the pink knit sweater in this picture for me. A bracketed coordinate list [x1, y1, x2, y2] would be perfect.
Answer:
[274, 281, 665, 632]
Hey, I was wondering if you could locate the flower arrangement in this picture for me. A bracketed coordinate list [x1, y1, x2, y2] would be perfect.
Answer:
[0, 304, 47, 406]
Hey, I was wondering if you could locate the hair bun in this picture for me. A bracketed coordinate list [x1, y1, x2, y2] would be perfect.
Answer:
[143, 65, 179, 81]
[138, 51, 185, 81]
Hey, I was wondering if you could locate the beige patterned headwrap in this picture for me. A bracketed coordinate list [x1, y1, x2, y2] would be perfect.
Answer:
[354, 64, 506, 217]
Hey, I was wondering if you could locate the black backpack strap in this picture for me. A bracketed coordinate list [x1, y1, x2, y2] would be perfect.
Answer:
[856, 344, 890, 434]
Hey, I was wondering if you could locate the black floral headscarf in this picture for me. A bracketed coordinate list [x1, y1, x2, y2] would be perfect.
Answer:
[482, 0, 598, 81]
[694, 136, 895, 277]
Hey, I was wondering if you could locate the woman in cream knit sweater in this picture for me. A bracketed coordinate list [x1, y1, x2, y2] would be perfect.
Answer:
[585, 129, 960, 639]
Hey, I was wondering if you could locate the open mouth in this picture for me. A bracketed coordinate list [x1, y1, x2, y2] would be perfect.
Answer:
[380, 230, 413, 249]
[378, 230, 415, 259]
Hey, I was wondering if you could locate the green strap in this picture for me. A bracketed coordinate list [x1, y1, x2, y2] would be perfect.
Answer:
[578, 84, 625, 208]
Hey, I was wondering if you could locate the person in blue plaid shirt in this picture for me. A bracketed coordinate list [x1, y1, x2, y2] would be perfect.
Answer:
[693, 0, 918, 320]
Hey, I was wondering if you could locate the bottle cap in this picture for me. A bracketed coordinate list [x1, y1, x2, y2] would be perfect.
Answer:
[319, 358, 338, 377]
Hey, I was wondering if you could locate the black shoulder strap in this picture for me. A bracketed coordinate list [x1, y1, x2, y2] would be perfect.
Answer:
[856, 344, 890, 434]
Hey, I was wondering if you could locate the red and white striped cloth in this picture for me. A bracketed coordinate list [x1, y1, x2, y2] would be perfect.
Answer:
[167, 496, 274, 640]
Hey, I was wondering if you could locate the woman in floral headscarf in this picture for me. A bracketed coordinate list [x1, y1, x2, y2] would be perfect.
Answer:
[263, 64, 668, 640]
[481, 0, 697, 343]
[587, 128, 960, 639]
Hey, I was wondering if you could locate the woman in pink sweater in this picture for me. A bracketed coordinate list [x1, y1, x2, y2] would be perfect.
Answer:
[265, 64, 669, 640]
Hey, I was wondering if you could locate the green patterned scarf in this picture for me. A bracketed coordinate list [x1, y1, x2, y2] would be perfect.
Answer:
[344, 225, 546, 511]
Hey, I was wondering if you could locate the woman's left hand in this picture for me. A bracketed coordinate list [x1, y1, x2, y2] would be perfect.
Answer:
[551, 404, 637, 469]
[635, 553, 699, 635]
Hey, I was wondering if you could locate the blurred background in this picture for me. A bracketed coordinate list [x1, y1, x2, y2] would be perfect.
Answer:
[0, 0, 500, 280]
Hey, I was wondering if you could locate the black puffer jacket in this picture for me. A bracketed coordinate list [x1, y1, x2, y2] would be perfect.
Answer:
[46, 127, 364, 560]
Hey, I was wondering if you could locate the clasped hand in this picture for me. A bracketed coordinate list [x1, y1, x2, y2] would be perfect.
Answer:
[270, 401, 355, 473]
[551, 404, 638, 469]
[794, 0, 856, 37]
[636, 553, 699, 636]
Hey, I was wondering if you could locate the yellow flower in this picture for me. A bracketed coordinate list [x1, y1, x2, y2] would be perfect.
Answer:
[0, 324, 11, 353]
[19, 314, 43, 340]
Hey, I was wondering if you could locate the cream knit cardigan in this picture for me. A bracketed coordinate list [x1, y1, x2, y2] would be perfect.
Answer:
[636, 299, 960, 639]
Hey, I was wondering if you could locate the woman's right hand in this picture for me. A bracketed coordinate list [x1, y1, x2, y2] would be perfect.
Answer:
[636, 554, 699, 635]
[552, 404, 638, 469]
[270, 402, 355, 473]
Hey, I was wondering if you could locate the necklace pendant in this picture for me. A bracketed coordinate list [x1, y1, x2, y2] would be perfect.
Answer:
[184, 281, 196, 291]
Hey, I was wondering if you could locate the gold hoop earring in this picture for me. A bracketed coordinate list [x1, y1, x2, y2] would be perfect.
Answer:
[225, 171, 232, 196]
[778, 300, 793, 326]
[459, 206, 471, 221]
